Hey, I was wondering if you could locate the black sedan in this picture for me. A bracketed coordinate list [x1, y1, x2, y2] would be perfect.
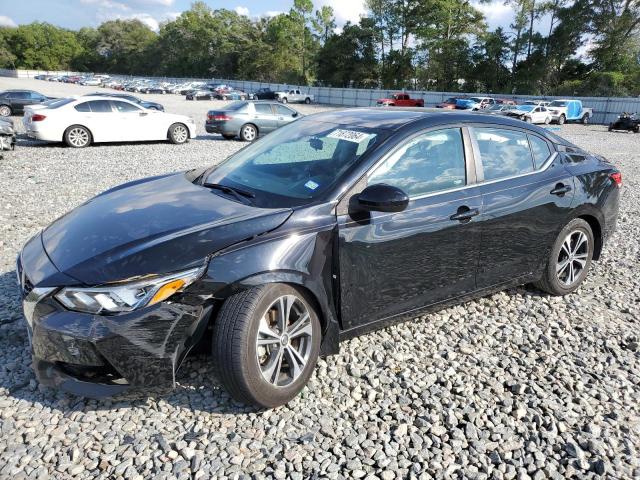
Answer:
[17, 109, 620, 407]
[83, 92, 164, 111]
[0, 90, 52, 116]
[185, 89, 216, 101]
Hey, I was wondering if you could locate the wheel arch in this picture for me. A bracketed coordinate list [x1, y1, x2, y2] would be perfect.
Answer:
[212, 272, 339, 354]
[168, 121, 190, 139]
[576, 213, 603, 260]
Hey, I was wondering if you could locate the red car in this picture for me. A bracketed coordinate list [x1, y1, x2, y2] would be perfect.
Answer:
[436, 97, 462, 109]
[376, 93, 424, 107]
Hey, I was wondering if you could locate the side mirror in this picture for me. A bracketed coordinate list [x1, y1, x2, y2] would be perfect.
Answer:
[292, 112, 298, 118]
[356, 184, 409, 213]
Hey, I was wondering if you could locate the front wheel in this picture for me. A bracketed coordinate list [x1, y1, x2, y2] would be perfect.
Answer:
[168, 123, 189, 144]
[544, 116, 551, 125]
[304, 98, 311, 104]
[534, 218, 594, 296]
[582, 115, 590, 125]
[64, 125, 92, 148]
[558, 115, 566, 125]
[0, 105, 11, 117]
[280, 97, 288, 104]
[213, 284, 321, 408]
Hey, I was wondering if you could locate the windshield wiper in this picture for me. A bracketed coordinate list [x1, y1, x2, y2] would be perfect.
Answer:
[203, 183, 255, 204]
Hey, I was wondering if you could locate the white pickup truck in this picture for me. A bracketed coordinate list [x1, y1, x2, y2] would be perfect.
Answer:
[275, 89, 314, 104]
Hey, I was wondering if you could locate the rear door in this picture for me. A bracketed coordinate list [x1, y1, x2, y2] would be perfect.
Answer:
[9, 91, 31, 113]
[252, 103, 278, 133]
[337, 127, 483, 330]
[75, 100, 117, 142]
[470, 126, 574, 287]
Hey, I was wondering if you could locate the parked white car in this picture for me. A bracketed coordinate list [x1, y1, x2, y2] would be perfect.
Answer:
[23, 96, 196, 148]
[505, 105, 553, 124]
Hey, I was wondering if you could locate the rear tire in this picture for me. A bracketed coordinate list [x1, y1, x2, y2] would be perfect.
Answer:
[64, 125, 92, 148]
[168, 123, 189, 144]
[534, 218, 594, 296]
[212, 284, 321, 408]
[240, 123, 258, 142]
[582, 114, 589, 125]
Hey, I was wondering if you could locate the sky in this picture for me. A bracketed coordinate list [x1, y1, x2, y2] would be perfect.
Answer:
[0, 0, 520, 33]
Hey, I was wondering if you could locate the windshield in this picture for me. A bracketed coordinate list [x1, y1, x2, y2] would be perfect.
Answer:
[549, 101, 568, 107]
[204, 119, 386, 208]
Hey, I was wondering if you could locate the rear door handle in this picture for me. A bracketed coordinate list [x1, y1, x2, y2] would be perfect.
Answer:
[551, 184, 572, 196]
[450, 207, 480, 222]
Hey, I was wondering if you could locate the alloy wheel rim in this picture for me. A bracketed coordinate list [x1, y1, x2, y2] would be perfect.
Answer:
[557, 230, 589, 286]
[243, 126, 256, 140]
[68, 128, 89, 147]
[256, 295, 313, 387]
[173, 126, 188, 143]
[0, 106, 10, 116]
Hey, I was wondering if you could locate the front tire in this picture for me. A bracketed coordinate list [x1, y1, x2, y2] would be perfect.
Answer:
[558, 115, 566, 125]
[168, 123, 189, 144]
[534, 218, 594, 296]
[582, 114, 590, 125]
[240, 123, 258, 142]
[281, 97, 288, 104]
[64, 125, 92, 148]
[304, 97, 311, 104]
[0, 105, 11, 117]
[213, 284, 321, 408]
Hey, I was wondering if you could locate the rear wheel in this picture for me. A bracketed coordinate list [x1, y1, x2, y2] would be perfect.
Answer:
[212, 284, 321, 408]
[64, 125, 92, 148]
[304, 97, 311, 104]
[168, 123, 189, 144]
[534, 218, 594, 296]
[240, 123, 258, 142]
[582, 114, 590, 125]
[0, 105, 11, 117]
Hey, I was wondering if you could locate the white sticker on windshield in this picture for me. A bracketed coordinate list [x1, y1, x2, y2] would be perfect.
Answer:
[305, 180, 319, 190]
[327, 129, 371, 143]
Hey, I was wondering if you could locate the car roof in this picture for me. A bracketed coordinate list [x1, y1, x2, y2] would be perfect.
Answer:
[307, 107, 572, 145]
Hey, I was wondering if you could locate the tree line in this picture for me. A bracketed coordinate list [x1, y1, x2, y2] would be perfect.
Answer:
[1, 0, 639, 96]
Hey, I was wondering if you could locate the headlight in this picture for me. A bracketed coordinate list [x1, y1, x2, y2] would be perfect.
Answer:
[55, 267, 203, 315]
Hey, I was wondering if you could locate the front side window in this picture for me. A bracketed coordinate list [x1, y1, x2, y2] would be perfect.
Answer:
[529, 135, 552, 168]
[368, 128, 466, 197]
[205, 120, 385, 207]
[275, 105, 295, 116]
[472, 127, 534, 181]
[112, 101, 141, 112]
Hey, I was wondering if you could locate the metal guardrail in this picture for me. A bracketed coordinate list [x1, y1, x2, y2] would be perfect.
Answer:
[2, 69, 639, 125]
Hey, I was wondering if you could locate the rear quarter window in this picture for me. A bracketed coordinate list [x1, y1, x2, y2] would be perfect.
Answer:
[528, 135, 552, 168]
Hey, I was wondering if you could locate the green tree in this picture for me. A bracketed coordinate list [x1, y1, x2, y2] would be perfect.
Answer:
[8, 23, 83, 70]
[313, 5, 336, 44]
[94, 19, 156, 74]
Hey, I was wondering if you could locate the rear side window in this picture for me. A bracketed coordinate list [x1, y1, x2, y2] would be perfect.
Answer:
[528, 135, 552, 168]
[75, 102, 91, 112]
[368, 128, 466, 197]
[254, 104, 273, 115]
[88, 100, 113, 113]
[10, 92, 29, 99]
[472, 128, 534, 181]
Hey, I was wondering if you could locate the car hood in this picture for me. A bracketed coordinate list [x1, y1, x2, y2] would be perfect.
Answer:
[41, 172, 292, 285]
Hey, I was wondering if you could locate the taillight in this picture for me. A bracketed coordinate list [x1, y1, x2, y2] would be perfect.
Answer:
[208, 114, 231, 121]
[610, 172, 622, 188]
[31, 114, 46, 122]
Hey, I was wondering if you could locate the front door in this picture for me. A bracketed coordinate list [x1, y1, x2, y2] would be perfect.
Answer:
[469, 126, 575, 287]
[337, 127, 483, 331]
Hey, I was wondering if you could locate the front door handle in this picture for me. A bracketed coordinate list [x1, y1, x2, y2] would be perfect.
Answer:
[550, 184, 572, 196]
[450, 207, 480, 222]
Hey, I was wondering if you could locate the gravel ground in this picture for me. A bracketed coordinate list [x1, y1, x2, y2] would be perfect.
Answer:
[0, 78, 639, 480]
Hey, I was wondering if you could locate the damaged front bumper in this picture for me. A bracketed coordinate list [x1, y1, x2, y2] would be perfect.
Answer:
[17, 244, 212, 399]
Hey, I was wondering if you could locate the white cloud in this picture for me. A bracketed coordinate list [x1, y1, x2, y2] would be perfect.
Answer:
[96, 11, 179, 31]
[0, 15, 17, 27]
[80, 0, 130, 11]
[315, 0, 366, 25]
[472, 1, 514, 30]
[234, 6, 250, 17]
[263, 10, 283, 18]
[132, 0, 174, 5]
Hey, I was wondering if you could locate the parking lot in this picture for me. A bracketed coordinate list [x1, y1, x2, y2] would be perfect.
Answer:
[0, 77, 639, 479]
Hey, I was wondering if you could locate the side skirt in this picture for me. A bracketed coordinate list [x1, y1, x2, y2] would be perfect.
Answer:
[337, 273, 540, 343]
